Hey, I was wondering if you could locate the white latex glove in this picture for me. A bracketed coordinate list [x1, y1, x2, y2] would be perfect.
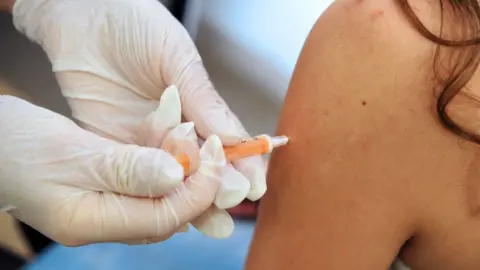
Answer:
[0, 95, 226, 246]
[12, 0, 266, 212]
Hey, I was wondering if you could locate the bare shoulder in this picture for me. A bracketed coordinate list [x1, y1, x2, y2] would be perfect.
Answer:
[246, 1, 478, 269]
[282, 0, 476, 225]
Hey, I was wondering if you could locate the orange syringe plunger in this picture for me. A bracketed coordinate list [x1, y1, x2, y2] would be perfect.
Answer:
[175, 153, 191, 174]
[175, 135, 289, 175]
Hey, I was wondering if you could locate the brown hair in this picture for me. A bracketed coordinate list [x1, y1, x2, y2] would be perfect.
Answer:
[399, 0, 480, 143]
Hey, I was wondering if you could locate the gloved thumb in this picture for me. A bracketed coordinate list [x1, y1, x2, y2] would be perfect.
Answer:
[91, 143, 184, 198]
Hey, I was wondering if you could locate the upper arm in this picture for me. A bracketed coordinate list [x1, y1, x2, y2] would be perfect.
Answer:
[245, 1, 461, 269]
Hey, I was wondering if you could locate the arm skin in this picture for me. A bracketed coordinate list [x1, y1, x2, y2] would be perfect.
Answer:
[245, 0, 477, 269]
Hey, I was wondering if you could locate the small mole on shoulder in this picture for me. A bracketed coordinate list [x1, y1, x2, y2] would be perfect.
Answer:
[362, 100, 367, 106]
[370, 9, 385, 21]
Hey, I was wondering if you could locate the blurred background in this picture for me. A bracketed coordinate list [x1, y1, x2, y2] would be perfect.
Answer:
[0, 0, 329, 269]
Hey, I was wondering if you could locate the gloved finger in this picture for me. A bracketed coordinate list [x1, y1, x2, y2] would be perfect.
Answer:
[233, 156, 267, 201]
[215, 164, 250, 209]
[138, 85, 181, 148]
[62, 135, 225, 245]
[191, 205, 234, 239]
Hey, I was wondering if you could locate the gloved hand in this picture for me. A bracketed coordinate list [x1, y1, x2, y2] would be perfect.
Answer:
[12, 0, 267, 236]
[0, 94, 226, 246]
